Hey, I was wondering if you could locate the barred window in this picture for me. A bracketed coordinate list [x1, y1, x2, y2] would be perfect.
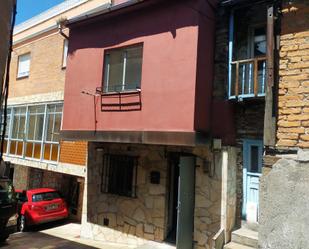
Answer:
[101, 154, 138, 197]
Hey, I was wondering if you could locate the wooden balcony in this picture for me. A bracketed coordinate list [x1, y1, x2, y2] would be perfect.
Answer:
[229, 57, 267, 100]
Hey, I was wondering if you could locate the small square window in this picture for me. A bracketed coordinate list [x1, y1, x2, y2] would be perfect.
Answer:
[103, 44, 143, 92]
[101, 154, 138, 197]
[17, 53, 31, 78]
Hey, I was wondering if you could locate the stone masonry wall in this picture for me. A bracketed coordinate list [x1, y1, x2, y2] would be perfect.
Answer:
[81, 142, 231, 249]
[83, 143, 168, 246]
[277, 2, 309, 149]
[13, 165, 30, 190]
[193, 146, 222, 249]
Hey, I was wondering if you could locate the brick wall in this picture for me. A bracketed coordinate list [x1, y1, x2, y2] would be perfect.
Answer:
[59, 141, 88, 166]
[277, 2, 309, 148]
[9, 31, 66, 98]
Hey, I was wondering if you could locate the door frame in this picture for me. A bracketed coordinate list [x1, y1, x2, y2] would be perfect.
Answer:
[242, 139, 263, 220]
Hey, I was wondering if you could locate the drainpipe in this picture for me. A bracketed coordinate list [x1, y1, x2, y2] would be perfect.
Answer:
[57, 21, 69, 40]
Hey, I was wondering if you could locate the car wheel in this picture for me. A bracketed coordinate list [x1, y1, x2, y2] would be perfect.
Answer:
[18, 215, 26, 232]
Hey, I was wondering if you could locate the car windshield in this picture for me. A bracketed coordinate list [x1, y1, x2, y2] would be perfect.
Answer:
[32, 191, 61, 202]
[0, 180, 15, 205]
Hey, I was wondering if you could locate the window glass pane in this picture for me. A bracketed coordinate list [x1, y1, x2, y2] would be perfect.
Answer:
[55, 104, 63, 113]
[125, 46, 142, 90]
[51, 144, 59, 161]
[3, 140, 7, 154]
[44, 144, 51, 161]
[27, 116, 35, 140]
[254, 27, 266, 57]
[25, 143, 33, 158]
[53, 114, 61, 142]
[46, 114, 54, 142]
[18, 53, 31, 78]
[33, 144, 41, 159]
[250, 145, 260, 173]
[32, 192, 60, 202]
[16, 141, 23, 156]
[29, 106, 44, 114]
[11, 117, 18, 139]
[12, 107, 26, 139]
[18, 116, 25, 139]
[105, 50, 124, 92]
[47, 105, 56, 113]
[1, 109, 11, 139]
[9, 141, 16, 154]
[34, 115, 44, 141]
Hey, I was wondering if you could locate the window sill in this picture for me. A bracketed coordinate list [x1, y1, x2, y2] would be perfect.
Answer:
[5, 154, 59, 165]
[16, 75, 29, 80]
[100, 89, 141, 96]
[228, 94, 265, 101]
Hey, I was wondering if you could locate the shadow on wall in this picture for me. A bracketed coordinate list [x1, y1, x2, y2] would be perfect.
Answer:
[67, 0, 206, 55]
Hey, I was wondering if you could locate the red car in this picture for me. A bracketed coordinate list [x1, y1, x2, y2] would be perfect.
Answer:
[16, 188, 68, 231]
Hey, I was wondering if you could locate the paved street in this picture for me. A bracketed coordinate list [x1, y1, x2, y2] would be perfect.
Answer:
[0, 221, 132, 249]
[1, 231, 97, 249]
[0, 221, 175, 249]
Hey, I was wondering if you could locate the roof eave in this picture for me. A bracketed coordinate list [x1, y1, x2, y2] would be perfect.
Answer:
[65, 0, 146, 27]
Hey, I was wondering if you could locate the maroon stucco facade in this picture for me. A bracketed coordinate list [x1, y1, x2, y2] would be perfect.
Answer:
[63, 0, 217, 137]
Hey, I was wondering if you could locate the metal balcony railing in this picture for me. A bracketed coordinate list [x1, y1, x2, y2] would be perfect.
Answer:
[229, 57, 267, 99]
[96, 86, 142, 112]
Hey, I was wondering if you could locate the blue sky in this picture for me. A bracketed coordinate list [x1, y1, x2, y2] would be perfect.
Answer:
[16, 0, 65, 25]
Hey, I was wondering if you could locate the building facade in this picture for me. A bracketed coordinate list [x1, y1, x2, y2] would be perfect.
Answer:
[4, 0, 110, 221]
[0, 0, 15, 94]
[213, 0, 309, 248]
[62, 0, 239, 248]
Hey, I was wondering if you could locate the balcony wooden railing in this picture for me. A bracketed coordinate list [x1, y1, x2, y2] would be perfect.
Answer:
[229, 57, 267, 99]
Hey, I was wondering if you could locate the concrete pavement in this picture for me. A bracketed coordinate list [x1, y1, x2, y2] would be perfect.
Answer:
[0, 222, 176, 249]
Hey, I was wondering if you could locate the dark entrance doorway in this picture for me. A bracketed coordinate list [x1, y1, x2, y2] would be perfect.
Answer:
[166, 155, 180, 244]
[166, 154, 195, 249]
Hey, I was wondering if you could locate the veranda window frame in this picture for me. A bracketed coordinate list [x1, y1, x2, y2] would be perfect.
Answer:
[3, 102, 63, 164]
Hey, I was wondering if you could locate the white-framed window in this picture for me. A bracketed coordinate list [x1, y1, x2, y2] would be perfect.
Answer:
[43, 104, 62, 161]
[10, 107, 26, 156]
[3, 103, 63, 163]
[1, 109, 12, 154]
[62, 39, 68, 68]
[17, 53, 31, 78]
[25, 105, 45, 159]
[103, 44, 143, 92]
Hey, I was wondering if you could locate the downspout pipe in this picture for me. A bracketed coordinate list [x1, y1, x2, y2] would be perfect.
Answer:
[57, 21, 69, 40]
